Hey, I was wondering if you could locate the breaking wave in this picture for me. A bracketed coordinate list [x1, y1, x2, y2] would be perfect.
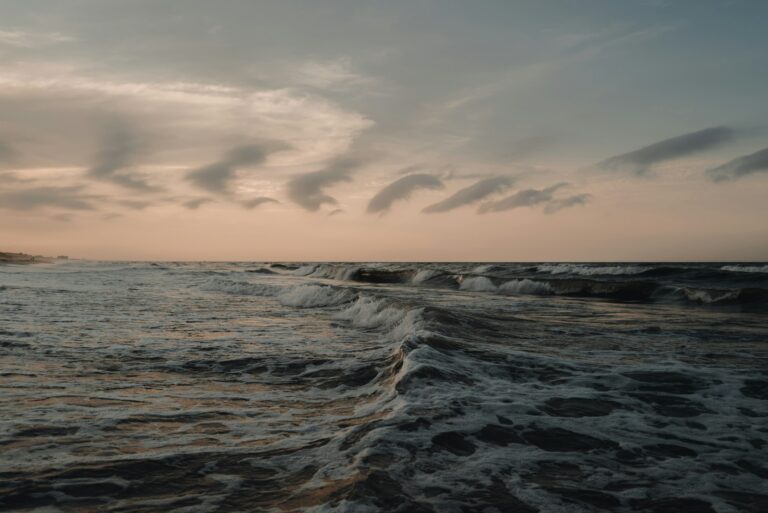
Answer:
[536, 263, 652, 275]
[3, 260, 767, 512]
[459, 276, 497, 292]
[499, 279, 553, 295]
[721, 264, 768, 273]
[277, 284, 354, 308]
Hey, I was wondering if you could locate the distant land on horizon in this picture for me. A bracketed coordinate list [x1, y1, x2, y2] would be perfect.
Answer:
[0, 251, 66, 264]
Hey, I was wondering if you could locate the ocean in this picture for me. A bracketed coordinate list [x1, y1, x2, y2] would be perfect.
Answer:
[1, 261, 767, 512]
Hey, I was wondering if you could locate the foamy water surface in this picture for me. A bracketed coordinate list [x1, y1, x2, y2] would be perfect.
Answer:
[1, 261, 767, 512]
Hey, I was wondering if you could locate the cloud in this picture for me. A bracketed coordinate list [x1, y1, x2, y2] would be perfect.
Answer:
[0, 171, 32, 184]
[87, 121, 155, 191]
[117, 199, 152, 210]
[478, 183, 568, 213]
[0, 64, 370, 183]
[0, 140, 18, 164]
[0, 29, 74, 48]
[328, 209, 344, 216]
[0, 186, 97, 211]
[367, 174, 444, 214]
[597, 126, 735, 175]
[50, 213, 74, 222]
[707, 146, 768, 182]
[286, 157, 360, 211]
[242, 197, 278, 209]
[187, 143, 283, 194]
[422, 176, 514, 213]
[183, 197, 214, 210]
[544, 193, 592, 214]
[292, 59, 371, 90]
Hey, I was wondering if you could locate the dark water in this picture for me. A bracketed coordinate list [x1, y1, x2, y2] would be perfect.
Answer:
[1, 261, 767, 512]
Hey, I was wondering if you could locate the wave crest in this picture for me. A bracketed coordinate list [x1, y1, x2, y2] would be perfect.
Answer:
[499, 279, 552, 295]
[459, 276, 497, 292]
[537, 264, 650, 276]
[721, 264, 768, 273]
[277, 284, 354, 308]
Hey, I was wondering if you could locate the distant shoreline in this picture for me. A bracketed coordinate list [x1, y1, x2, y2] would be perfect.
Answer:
[0, 252, 60, 265]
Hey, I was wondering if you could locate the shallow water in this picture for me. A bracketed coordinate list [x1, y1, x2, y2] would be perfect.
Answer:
[1, 261, 767, 512]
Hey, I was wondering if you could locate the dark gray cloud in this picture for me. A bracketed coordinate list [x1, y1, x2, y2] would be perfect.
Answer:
[0, 186, 97, 211]
[286, 158, 360, 211]
[544, 193, 592, 214]
[422, 176, 514, 213]
[707, 146, 768, 182]
[598, 126, 735, 175]
[187, 143, 284, 194]
[87, 121, 155, 191]
[242, 197, 278, 209]
[367, 174, 444, 214]
[183, 197, 214, 210]
[478, 182, 568, 213]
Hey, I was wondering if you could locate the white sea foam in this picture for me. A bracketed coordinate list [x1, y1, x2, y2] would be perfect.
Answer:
[412, 269, 441, 283]
[295, 264, 359, 281]
[277, 284, 354, 308]
[721, 264, 768, 273]
[333, 296, 427, 344]
[335, 296, 410, 329]
[328, 266, 358, 281]
[536, 263, 649, 275]
[681, 288, 738, 304]
[657, 286, 738, 304]
[459, 276, 497, 292]
[498, 279, 552, 295]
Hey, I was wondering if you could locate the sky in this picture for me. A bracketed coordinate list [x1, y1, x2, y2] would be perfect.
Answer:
[1, 0, 767, 261]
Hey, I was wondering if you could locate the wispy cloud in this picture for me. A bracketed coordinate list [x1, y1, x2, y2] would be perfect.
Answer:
[544, 193, 592, 214]
[367, 174, 444, 214]
[287, 157, 360, 211]
[478, 183, 568, 213]
[0, 29, 74, 48]
[597, 126, 735, 175]
[187, 143, 284, 194]
[0, 65, 371, 173]
[292, 58, 371, 90]
[183, 197, 214, 210]
[242, 197, 278, 209]
[0, 185, 97, 211]
[117, 199, 152, 210]
[422, 176, 514, 213]
[87, 120, 155, 191]
[707, 146, 768, 182]
[0, 171, 32, 184]
[424, 24, 678, 124]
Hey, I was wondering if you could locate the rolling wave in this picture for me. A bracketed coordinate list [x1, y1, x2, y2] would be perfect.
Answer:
[3, 261, 766, 512]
